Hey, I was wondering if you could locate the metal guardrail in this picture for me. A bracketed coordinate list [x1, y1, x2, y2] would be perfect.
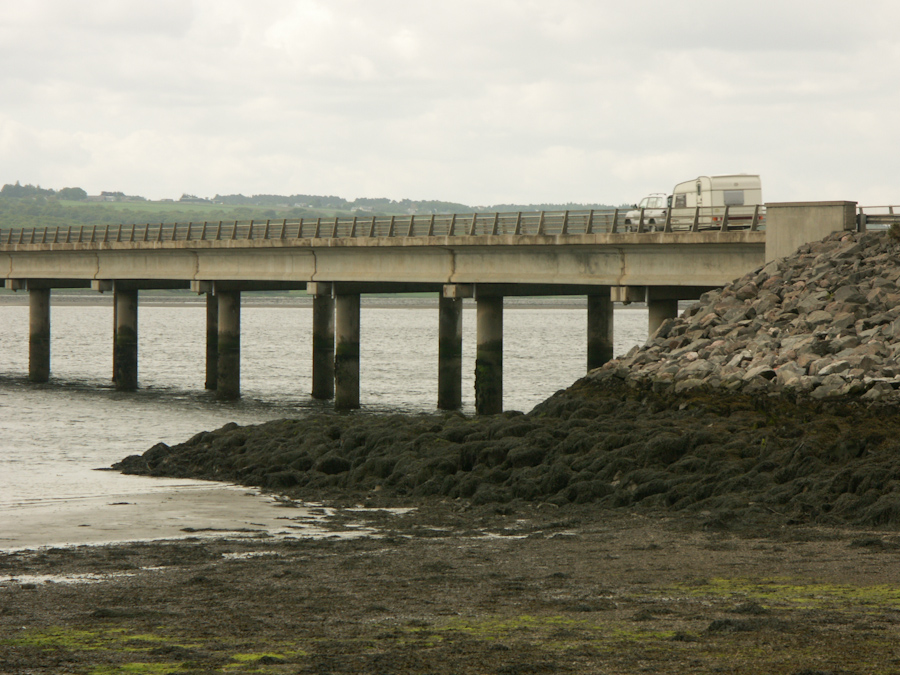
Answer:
[858, 205, 900, 230]
[0, 206, 766, 247]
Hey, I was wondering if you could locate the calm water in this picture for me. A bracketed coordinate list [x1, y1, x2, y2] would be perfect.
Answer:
[0, 298, 648, 508]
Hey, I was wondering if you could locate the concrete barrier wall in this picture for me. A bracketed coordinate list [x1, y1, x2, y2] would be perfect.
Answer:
[764, 201, 857, 263]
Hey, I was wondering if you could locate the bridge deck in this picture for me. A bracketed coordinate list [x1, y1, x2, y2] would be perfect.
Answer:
[0, 230, 767, 289]
[0, 207, 766, 248]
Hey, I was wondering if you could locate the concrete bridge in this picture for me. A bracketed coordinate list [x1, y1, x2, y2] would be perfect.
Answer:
[0, 201, 870, 413]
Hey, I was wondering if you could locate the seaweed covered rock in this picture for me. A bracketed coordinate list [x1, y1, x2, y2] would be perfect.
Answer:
[114, 386, 900, 527]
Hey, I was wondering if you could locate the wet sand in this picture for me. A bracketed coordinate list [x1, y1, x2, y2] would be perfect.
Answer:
[0, 484, 373, 551]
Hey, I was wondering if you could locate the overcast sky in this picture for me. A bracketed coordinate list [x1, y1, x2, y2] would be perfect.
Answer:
[2, 1, 898, 206]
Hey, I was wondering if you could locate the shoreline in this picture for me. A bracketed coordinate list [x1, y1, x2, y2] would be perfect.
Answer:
[0, 481, 380, 552]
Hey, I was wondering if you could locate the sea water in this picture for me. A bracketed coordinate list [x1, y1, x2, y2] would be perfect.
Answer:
[0, 296, 648, 516]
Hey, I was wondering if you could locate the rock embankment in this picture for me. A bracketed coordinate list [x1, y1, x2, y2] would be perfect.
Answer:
[115, 229, 900, 527]
[594, 229, 900, 400]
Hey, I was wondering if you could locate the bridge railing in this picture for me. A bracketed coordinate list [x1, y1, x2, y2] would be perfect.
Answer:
[0, 206, 767, 247]
[858, 205, 900, 230]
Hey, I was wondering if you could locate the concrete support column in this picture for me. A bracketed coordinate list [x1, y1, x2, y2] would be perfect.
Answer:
[204, 293, 218, 390]
[587, 290, 614, 372]
[217, 290, 241, 400]
[312, 293, 335, 400]
[648, 298, 678, 337]
[112, 296, 118, 383]
[334, 293, 360, 410]
[28, 288, 51, 383]
[475, 296, 503, 415]
[114, 288, 138, 391]
[438, 295, 463, 410]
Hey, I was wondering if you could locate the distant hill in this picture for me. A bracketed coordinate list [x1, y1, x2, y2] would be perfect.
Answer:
[0, 182, 619, 231]
[210, 193, 617, 215]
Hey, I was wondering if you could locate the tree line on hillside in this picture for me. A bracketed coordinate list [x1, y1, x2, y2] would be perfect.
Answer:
[3, 182, 616, 213]
[0, 182, 620, 232]
[212, 193, 617, 214]
[1, 182, 88, 201]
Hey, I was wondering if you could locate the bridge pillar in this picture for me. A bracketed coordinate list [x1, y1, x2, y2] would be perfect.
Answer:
[335, 292, 360, 410]
[312, 290, 335, 400]
[438, 295, 463, 410]
[205, 292, 218, 390]
[114, 288, 139, 391]
[587, 290, 614, 371]
[29, 288, 51, 383]
[475, 295, 503, 415]
[217, 290, 241, 400]
[648, 298, 678, 336]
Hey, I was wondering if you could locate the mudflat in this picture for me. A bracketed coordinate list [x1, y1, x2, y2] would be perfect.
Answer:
[7, 229, 900, 673]
[2, 502, 900, 674]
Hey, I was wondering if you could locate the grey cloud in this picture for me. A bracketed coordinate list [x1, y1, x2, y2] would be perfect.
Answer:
[0, 0, 898, 205]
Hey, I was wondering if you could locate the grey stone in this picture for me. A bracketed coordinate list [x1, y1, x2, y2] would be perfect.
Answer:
[743, 365, 776, 381]
[674, 378, 706, 393]
[806, 310, 833, 326]
[833, 285, 866, 304]
[818, 360, 850, 376]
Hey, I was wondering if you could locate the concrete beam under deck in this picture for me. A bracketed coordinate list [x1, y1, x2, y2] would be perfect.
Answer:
[471, 283, 613, 298]
[93, 279, 191, 292]
[6, 279, 92, 290]
[191, 280, 307, 294]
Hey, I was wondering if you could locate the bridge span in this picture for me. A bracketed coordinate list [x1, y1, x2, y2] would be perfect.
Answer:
[0, 200, 869, 413]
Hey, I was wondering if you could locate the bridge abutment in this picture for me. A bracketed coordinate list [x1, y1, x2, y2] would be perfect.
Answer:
[216, 290, 241, 400]
[29, 288, 51, 383]
[475, 295, 503, 415]
[335, 292, 361, 410]
[114, 288, 139, 391]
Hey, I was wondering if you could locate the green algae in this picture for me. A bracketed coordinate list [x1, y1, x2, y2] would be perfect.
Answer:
[667, 577, 900, 609]
[3, 626, 313, 674]
[3, 626, 132, 651]
[439, 614, 675, 645]
[2, 626, 204, 653]
[227, 649, 306, 663]
[89, 664, 183, 675]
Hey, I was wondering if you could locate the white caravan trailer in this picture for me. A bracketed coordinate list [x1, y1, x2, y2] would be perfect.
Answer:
[670, 174, 762, 209]
[668, 174, 762, 229]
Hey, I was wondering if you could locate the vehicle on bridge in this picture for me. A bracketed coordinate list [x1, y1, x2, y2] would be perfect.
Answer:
[670, 174, 763, 228]
[625, 174, 763, 231]
[671, 174, 762, 210]
[623, 193, 669, 230]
